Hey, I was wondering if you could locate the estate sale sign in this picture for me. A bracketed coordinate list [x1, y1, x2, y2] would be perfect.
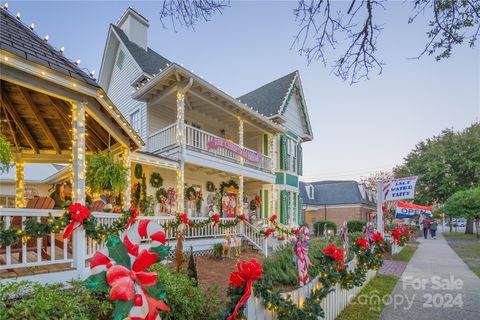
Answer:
[395, 202, 432, 219]
[207, 137, 262, 163]
[383, 176, 418, 201]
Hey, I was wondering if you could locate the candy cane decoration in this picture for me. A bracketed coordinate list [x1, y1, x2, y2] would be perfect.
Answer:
[87, 221, 169, 320]
[123, 220, 167, 257]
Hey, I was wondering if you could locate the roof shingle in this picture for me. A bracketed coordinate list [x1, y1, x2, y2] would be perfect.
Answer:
[0, 8, 98, 87]
[300, 181, 376, 207]
[111, 24, 170, 75]
[238, 71, 297, 116]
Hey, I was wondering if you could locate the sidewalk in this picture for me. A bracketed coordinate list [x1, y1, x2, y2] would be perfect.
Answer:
[380, 233, 480, 320]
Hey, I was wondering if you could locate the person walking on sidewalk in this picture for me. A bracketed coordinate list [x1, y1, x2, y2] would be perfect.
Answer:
[422, 217, 431, 239]
[430, 219, 438, 239]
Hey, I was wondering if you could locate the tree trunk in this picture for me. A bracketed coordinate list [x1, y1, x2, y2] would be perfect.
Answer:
[449, 217, 452, 232]
[476, 216, 480, 239]
[465, 217, 474, 234]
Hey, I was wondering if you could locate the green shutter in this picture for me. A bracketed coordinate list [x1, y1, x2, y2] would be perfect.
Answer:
[263, 134, 269, 155]
[297, 144, 303, 175]
[279, 190, 285, 224]
[298, 194, 303, 225]
[279, 135, 287, 171]
[263, 190, 269, 220]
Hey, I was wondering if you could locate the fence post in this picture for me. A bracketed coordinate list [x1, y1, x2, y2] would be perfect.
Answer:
[263, 238, 268, 256]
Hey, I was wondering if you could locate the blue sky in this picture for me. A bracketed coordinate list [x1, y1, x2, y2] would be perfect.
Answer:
[9, 1, 480, 181]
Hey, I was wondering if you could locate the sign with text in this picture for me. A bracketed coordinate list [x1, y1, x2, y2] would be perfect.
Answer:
[383, 176, 418, 201]
[207, 137, 262, 163]
[395, 202, 432, 218]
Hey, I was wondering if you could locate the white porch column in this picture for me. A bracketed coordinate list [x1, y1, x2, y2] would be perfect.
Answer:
[269, 134, 277, 174]
[238, 175, 244, 216]
[122, 148, 131, 209]
[238, 117, 244, 164]
[72, 101, 86, 204]
[176, 91, 186, 214]
[71, 101, 86, 275]
[15, 159, 24, 208]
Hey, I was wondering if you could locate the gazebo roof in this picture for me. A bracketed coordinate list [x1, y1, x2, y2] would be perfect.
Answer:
[0, 7, 144, 160]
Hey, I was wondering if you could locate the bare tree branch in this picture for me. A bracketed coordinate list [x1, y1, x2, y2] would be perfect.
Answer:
[292, 0, 385, 84]
[159, 0, 229, 31]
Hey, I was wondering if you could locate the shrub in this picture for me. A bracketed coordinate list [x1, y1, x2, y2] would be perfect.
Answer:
[212, 243, 223, 259]
[348, 232, 366, 245]
[148, 263, 222, 320]
[313, 220, 337, 236]
[0, 280, 113, 320]
[262, 244, 299, 286]
[347, 220, 367, 233]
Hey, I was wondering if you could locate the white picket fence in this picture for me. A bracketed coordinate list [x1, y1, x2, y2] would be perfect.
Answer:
[383, 233, 405, 256]
[246, 269, 376, 320]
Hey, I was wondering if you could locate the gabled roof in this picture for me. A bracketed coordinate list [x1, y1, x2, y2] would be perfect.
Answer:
[110, 24, 170, 75]
[300, 181, 376, 207]
[0, 8, 97, 86]
[238, 71, 297, 117]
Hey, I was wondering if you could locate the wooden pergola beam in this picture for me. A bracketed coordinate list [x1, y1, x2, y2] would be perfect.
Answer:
[1, 105, 19, 151]
[18, 86, 61, 154]
[0, 91, 40, 153]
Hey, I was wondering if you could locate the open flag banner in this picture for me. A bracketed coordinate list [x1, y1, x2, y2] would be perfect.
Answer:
[383, 176, 418, 201]
[395, 202, 432, 219]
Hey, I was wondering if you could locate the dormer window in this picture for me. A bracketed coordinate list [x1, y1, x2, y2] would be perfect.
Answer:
[306, 184, 314, 200]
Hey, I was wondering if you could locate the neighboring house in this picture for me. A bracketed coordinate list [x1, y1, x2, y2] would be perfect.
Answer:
[98, 7, 313, 225]
[299, 181, 376, 230]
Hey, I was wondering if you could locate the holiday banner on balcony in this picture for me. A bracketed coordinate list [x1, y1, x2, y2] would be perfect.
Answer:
[207, 137, 262, 163]
[383, 176, 418, 201]
[395, 202, 432, 219]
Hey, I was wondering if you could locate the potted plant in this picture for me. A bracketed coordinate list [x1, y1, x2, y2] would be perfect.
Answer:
[86, 152, 127, 198]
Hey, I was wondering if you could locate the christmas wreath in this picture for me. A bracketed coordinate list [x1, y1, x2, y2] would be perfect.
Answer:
[150, 172, 163, 188]
[155, 188, 168, 204]
[219, 180, 239, 194]
[206, 181, 215, 192]
[134, 164, 143, 179]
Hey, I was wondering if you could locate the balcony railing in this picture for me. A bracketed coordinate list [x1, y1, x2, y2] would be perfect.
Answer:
[185, 124, 272, 172]
[147, 123, 177, 153]
[147, 123, 273, 173]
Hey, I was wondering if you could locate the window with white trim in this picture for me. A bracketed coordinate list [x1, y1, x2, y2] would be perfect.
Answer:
[286, 138, 297, 173]
[306, 185, 314, 200]
[130, 110, 141, 135]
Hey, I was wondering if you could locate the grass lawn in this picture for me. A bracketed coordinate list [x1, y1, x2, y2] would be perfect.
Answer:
[336, 274, 399, 320]
[391, 244, 417, 262]
[448, 242, 480, 278]
[443, 232, 479, 241]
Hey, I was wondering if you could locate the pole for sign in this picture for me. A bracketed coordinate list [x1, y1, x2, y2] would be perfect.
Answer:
[376, 181, 384, 236]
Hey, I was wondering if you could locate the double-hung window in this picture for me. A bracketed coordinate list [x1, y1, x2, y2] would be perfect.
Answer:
[130, 110, 141, 135]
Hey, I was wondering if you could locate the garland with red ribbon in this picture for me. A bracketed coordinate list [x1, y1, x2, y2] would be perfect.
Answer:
[225, 259, 263, 320]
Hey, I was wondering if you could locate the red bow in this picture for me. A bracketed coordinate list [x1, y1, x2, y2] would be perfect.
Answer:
[356, 237, 370, 249]
[227, 259, 263, 320]
[212, 213, 220, 227]
[63, 203, 90, 239]
[240, 214, 247, 222]
[264, 228, 273, 238]
[180, 213, 191, 225]
[270, 214, 277, 222]
[106, 250, 170, 316]
[126, 207, 139, 229]
[323, 243, 344, 262]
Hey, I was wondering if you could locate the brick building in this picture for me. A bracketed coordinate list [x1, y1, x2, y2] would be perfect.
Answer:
[299, 181, 376, 231]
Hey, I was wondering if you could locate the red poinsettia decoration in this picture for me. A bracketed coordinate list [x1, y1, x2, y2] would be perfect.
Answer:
[63, 203, 91, 239]
[372, 232, 383, 243]
[323, 243, 345, 270]
[180, 213, 191, 225]
[270, 214, 277, 222]
[356, 237, 370, 249]
[212, 213, 220, 227]
[227, 259, 263, 320]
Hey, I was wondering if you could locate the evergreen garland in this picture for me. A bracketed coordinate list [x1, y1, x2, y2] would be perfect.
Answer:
[139, 174, 147, 213]
[219, 180, 239, 194]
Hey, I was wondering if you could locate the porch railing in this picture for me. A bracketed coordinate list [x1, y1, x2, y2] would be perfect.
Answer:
[147, 123, 177, 153]
[0, 208, 72, 270]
